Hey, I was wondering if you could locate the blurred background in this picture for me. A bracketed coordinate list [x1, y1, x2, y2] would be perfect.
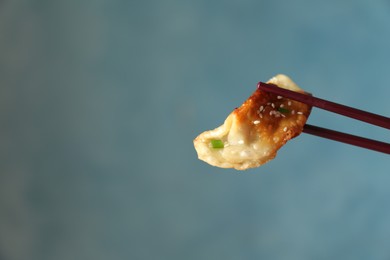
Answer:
[0, 0, 390, 259]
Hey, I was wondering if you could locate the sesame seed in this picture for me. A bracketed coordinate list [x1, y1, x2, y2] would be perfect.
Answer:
[297, 111, 303, 115]
[283, 127, 287, 132]
[281, 114, 286, 117]
[291, 110, 295, 115]
[259, 114, 263, 118]
[270, 110, 278, 116]
[259, 106, 264, 112]
[280, 104, 284, 108]
[277, 96, 283, 99]
[288, 101, 292, 106]
[271, 103, 275, 108]
[253, 120, 260, 125]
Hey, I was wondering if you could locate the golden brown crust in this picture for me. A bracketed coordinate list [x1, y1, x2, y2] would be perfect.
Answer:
[193, 75, 312, 170]
[234, 84, 311, 150]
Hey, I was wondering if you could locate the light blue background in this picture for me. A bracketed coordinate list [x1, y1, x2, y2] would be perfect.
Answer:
[0, 0, 389, 259]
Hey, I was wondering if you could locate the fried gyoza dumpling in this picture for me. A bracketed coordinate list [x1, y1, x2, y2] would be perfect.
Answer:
[193, 74, 312, 170]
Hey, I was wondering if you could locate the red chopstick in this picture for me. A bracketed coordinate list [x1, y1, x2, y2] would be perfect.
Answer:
[258, 82, 390, 129]
[257, 82, 390, 154]
[303, 124, 390, 154]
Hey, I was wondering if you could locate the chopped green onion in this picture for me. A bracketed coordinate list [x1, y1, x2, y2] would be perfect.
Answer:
[210, 139, 224, 148]
[277, 107, 290, 114]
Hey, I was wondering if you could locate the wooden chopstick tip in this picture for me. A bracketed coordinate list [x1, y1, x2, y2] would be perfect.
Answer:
[257, 81, 278, 92]
[257, 81, 271, 89]
[257, 81, 313, 96]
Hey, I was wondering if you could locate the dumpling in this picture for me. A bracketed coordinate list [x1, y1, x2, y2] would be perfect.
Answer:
[193, 74, 312, 170]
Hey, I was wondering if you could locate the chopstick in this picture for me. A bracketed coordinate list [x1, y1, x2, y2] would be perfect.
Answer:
[258, 82, 390, 129]
[303, 124, 390, 154]
[257, 82, 390, 154]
